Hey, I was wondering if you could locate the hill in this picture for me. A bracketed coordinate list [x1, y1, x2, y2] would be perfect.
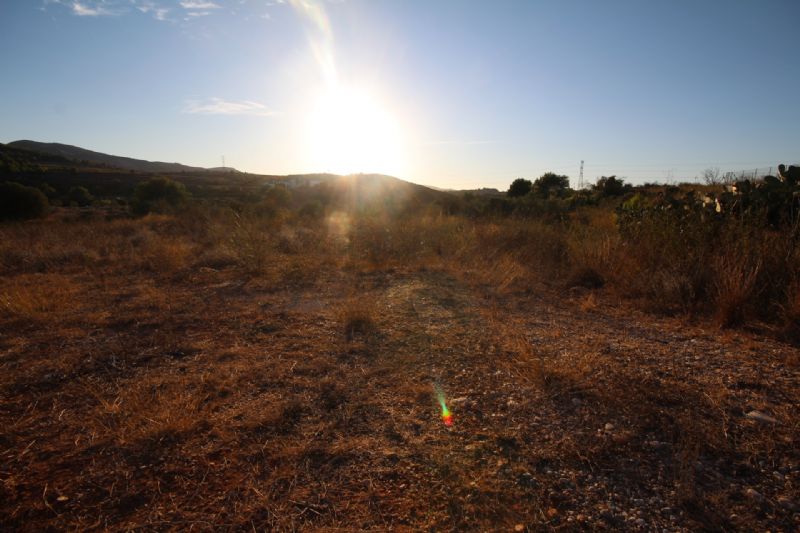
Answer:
[7, 140, 232, 173]
[318, 173, 453, 211]
[0, 142, 450, 212]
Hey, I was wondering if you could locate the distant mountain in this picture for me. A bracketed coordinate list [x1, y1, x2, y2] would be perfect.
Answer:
[7, 140, 237, 173]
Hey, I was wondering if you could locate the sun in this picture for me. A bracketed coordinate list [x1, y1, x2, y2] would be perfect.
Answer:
[306, 84, 407, 177]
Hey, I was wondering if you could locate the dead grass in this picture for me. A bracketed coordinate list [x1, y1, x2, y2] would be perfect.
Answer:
[0, 273, 81, 321]
[1, 206, 798, 532]
[339, 295, 377, 341]
[714, 251, 763, 328]
[780, 281, 800, 343]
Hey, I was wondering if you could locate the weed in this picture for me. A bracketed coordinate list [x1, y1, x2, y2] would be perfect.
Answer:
[340, 296, 377, 341]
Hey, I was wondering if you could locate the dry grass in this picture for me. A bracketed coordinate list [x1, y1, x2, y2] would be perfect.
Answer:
[1, 206, 798, 531]
[713, 251, 763, 328]
[0, 273, 81, 321]
[339, 295, 377, 341]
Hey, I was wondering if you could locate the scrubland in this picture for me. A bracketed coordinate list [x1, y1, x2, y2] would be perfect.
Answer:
[1, 179, 799, 531]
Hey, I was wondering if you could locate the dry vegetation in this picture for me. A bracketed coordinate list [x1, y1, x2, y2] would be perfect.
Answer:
[1, 185, 798, 531]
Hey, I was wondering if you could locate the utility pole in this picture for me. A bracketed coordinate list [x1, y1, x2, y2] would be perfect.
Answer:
[579, 160, 584, 189]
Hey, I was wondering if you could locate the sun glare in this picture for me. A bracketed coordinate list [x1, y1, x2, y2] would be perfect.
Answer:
[306, 84, 407, 177]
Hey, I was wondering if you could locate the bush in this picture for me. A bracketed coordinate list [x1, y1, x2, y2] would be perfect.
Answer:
[0, 181, 49, 221]
[68, 186, 94, 207]
[132, 177, 189, 215]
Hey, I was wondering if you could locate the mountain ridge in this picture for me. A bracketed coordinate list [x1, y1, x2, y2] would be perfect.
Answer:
[7, 140, 237, 174]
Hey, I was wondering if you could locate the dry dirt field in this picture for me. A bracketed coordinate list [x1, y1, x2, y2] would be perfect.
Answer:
[1, 212, 799, 532]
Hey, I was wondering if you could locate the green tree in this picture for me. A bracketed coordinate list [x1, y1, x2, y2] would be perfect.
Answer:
[132, 177, 190, 214]
[533, 172, 570, 198]
[593, 175, 627, 197]
[507, 178, 533, 197]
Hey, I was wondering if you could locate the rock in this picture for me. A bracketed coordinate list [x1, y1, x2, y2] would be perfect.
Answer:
[604, 423, 615, 432]
[746, 410, 778, 424]
[546, 508, 558, 518]
[514, 524, 524, 532]
[450, 397, 468, 405]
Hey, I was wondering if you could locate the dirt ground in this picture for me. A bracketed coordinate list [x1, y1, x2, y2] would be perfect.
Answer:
[1, 259, 799, 531]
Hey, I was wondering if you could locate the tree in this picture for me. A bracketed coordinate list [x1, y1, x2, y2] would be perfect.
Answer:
[533, 172, 570, 198]
[701, 167, 721, 186]
[0, 181, 49, 221]
[593, 175, 627, 197]
[132, 177, 189, 214]
[507, 178, 533, 197]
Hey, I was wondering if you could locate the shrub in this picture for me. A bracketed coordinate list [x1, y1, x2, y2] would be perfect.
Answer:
[132, 177, 189, 215]
[0, 181, 49, 221]
[67, 186, 94, 207]
[298, 201, 324, 220]
[37, 182, 57, 199]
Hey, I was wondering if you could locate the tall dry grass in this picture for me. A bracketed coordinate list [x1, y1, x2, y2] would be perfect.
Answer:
[1, 196, 795, 338]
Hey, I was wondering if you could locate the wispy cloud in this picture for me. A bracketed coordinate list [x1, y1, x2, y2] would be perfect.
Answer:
[46, 0, 168, 18]
[180, 0, 221, 9]
[183, 98, 279, 117]
[134, 1, 169, 21]
[71, 1, 116, 16]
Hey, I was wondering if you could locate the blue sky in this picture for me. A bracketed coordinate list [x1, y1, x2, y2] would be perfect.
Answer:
[1, 0, 798, 189]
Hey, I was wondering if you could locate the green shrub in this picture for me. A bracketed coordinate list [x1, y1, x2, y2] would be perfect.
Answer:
[0, 181, 49, 221]
[68, 186, 94, 207]
[132, 177, 189, 215]
[37, 182, 57, 199]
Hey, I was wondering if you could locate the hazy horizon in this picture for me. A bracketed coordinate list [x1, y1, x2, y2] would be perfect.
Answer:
[2, 0, 799, 188]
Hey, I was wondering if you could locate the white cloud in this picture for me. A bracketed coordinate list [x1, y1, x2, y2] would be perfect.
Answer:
[133, 1, 169, 21]
[186, 10, 210, 17]
[71, 1, 115, 16]
[184, 98, 279, 117]
[180, 0, 221, 8]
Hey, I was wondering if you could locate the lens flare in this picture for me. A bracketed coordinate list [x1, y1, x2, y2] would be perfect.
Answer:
[435, 385, 453, 427]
